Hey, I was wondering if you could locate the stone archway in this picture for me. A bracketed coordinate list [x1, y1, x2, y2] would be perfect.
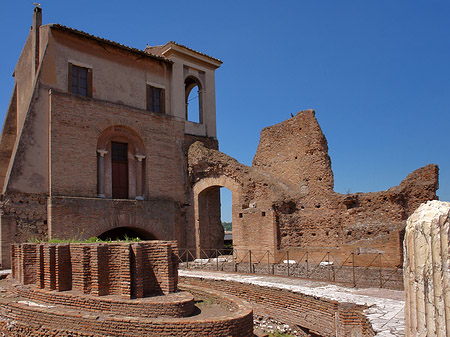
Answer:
[193, 177, 241, 258]
[97, 226, 157, 241]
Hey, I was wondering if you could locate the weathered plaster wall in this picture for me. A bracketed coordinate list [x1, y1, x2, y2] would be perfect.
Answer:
[0, 85, 18, 192]
[44, 27, 172, 115]
[5, 85, 49, 194]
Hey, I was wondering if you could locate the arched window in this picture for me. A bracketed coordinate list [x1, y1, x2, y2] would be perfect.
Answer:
[185, 76, 203, 124]
[97, 126, 146, 200]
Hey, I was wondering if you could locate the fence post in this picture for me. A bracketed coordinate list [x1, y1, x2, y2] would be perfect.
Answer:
[306, 251, 309, 277]
[249, 250, 252, 273]
[233, 249, 237, 272]
[379, 253, 383, 288]
[267, 250, 271, 274]
[327, 252, 330, 281]
[186, 250, 189, 269]
[287, 250, 290, 277]
[352, 253, 355, 287]
[216, 249, 219, 271]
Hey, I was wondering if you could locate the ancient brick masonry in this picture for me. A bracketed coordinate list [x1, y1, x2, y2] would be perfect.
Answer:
[11, 240, 178, 297]
[180, 275, 375, 337]
[3, 240, 254, 336]
[189, 109, 439, 266]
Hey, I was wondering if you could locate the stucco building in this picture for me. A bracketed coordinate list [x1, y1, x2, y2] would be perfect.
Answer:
[0, 7, 223, 267]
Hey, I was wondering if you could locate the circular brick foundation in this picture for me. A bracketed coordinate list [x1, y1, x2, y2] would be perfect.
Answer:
[0, 280, 254, 336]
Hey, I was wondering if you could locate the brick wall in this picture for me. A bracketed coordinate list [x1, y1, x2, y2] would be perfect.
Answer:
[47, 196, 179, 243]
[49, 90, 186, 200]
[11, 241, 178, 298]
[180, 276, 375, 337]
[0, 282, 253, 336]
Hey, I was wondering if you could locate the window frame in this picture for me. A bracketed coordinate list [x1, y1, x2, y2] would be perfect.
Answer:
[146, 84, 165, 114]
[68, 63, 93, 97]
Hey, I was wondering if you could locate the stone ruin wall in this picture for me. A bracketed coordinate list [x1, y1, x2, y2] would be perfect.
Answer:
[189, 109, 439, 266]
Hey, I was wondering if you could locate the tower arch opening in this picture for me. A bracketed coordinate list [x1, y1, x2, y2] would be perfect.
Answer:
[185, 76, 203, 124]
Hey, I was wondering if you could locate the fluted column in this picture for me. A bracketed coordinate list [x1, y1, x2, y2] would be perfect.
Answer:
[135, 154, 145, 200]
[404, 200, 450, 337]
[97, 150, 108, 198]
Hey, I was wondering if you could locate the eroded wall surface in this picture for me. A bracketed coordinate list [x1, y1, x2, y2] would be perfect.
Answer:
[189, 109, 439, 265]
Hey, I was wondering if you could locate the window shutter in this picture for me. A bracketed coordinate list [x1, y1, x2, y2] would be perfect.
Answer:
[87, 68, 93, 97]
[160, 89, 165, 114]
[68, 63, 73, 93]
[146, 85, 151, 111]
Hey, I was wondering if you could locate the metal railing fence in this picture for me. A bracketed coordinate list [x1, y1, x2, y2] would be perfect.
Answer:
[177, 248, 403, 290]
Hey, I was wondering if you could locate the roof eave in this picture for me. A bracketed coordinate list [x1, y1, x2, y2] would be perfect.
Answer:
[160, 42, 222, 69]
[48, 24, 173, 64]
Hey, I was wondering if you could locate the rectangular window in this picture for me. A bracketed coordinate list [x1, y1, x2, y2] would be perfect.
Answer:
[147, 85, 165, 113]
[111, 142, 128, 199]
[68, 63, 92, 97]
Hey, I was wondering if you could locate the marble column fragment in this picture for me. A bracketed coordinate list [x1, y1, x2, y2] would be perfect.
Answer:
[404, 200, 450, 337]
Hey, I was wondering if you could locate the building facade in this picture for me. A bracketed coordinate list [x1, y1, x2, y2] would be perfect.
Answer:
[0, 8, 223, 267]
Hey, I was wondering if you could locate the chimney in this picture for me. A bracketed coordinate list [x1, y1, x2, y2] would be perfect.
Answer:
[32, 6, 42, 75]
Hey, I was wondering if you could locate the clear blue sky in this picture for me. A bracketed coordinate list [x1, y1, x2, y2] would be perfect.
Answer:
[1, 1, 449, 223]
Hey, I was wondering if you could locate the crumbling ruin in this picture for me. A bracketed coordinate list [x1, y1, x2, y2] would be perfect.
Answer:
[0, 240, 254, 336]
[189, 109, 439, 267]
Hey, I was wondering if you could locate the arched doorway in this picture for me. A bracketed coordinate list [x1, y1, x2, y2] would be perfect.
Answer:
[221, 187, 233, 248]
[193, 177, 241, 258]
[98, 226, 156, 241]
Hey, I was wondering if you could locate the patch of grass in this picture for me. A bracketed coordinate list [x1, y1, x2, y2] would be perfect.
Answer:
[197, 297, 215, 305]
[28, 236, 142, 244]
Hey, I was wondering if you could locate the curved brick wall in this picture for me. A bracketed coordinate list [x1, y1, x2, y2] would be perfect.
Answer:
[6, 242, 254, 336]
[0, 283, 254, 337]
[180, 275, 376, 337]
[10, 284, 195, 318]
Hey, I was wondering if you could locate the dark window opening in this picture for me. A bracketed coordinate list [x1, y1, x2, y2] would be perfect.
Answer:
[111, 142, 128, 199]
[69, 64, 92, 97]
[262, 211, 266, 217]
[239, 213, 243, 218]
[147, 85, 165, 113]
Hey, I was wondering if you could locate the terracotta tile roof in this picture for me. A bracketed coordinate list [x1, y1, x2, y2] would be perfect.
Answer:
[166, 41, 222, 64]
[48, 24, 172, 64]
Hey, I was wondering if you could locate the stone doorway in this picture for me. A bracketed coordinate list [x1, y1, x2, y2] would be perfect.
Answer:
[193, 177, 241, 258]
